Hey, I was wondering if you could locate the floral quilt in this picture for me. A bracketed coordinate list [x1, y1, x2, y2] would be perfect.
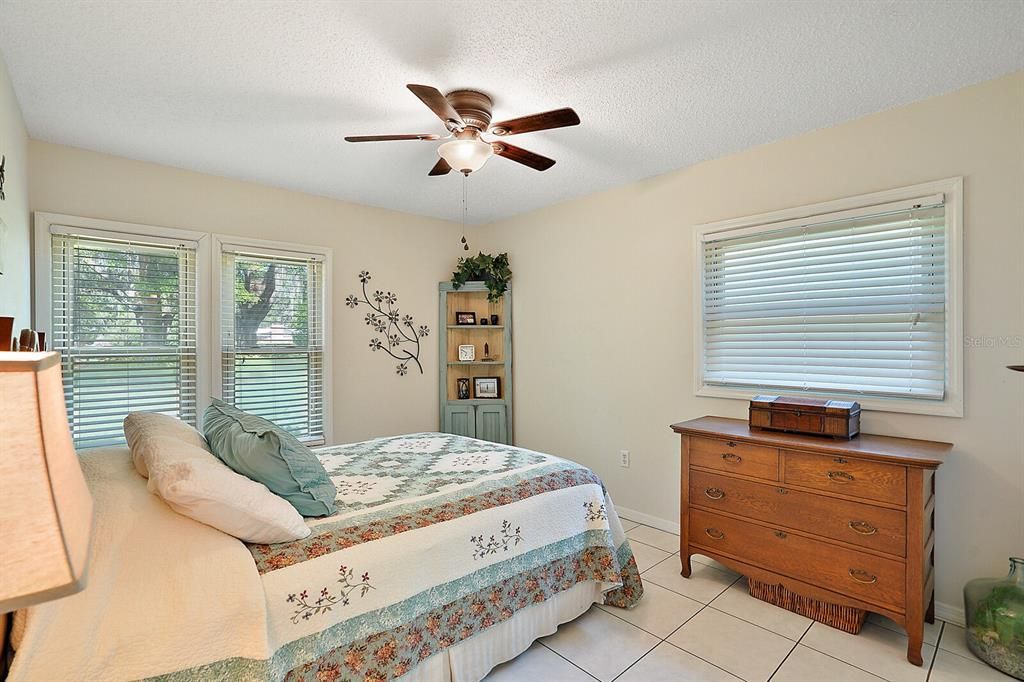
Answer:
[157, 433, 642, 682]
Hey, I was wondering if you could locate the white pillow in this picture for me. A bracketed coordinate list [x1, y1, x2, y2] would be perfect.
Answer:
[124, 412, 211, 478]
[128, 431, 311, 544]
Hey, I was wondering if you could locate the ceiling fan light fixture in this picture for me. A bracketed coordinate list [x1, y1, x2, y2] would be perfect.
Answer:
[345, 84, 575, 175]
[437, 138, 493, 174]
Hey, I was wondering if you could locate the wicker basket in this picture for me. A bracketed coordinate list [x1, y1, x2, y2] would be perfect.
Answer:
[747, 577, 867, 634]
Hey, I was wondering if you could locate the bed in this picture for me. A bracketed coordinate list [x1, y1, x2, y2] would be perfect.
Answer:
[9, 432, 643, 681]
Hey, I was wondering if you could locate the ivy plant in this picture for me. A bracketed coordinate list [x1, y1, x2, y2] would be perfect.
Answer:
[451, 252, 512, 302]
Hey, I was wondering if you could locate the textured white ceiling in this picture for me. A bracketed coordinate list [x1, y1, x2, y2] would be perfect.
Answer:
[1, 0, 1022, 224]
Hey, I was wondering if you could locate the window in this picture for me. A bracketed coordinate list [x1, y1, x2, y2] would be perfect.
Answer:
[37, 215, 333, 449]
[217, 240, 327, 444]
[695, 179, 962, 416]
[47, 224, 200, 447]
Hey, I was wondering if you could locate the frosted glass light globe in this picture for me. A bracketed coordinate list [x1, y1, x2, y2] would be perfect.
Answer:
[437, 138, 494, 174]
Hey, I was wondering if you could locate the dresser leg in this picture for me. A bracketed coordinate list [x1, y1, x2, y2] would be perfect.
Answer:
[681, 553, 691, 578]
[906, 623, 925, 666]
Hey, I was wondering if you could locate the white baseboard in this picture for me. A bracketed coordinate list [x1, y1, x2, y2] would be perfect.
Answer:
[614, 506, 680, 535]
[936, 601, 965, 627]
[613, 506, 968, 628]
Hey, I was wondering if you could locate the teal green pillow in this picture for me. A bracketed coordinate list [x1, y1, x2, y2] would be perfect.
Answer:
[202, 399, 336, 517]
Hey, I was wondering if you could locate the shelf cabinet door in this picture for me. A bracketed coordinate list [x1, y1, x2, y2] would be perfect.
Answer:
[444, 404, 476, 438]
[475, 404, 508, 444]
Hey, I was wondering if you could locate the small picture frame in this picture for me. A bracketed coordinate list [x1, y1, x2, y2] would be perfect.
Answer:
[458, 344, 475, 361]
[455, 311, 477, 325]
[474, 376, 500, 399]
[456, 377, 471, 400]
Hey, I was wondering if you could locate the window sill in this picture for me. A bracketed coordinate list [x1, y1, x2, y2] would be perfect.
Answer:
[695, 384, 964, 418]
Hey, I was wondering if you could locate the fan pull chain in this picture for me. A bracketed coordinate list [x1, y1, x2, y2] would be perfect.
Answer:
[460, 173, 469, 251]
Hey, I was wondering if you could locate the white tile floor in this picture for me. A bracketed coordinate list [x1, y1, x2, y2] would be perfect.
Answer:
[484, 519, 1016, 682]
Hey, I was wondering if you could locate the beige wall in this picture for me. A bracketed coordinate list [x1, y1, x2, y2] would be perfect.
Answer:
[0, 53, 30, 328]
[472, 71, 1024, 618]
[29, 140, 462, 442]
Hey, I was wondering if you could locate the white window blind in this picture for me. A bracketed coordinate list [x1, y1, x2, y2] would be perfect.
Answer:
[701, 196, 947, 400]
[50, 228, 199, 448]
[219, 246, 325, 444]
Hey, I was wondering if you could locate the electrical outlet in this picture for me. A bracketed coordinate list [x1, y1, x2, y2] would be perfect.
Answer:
[619, 450, 630, 468]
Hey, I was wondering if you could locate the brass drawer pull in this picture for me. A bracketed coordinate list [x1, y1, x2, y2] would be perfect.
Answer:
[827, 470, 855, 483]
[849, 520, 878, 536]
[774, 530, 787, 539]
[849, 568, 878, 584]
[726, 441, 737, 447]
[721, 453, 743, 464]
[705, 527, 725, 540]
[833, 457, 849, 464]
[704, 487, 726, 500]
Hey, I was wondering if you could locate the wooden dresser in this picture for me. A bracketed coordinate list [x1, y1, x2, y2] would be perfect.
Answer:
[672, 416, 951, 666]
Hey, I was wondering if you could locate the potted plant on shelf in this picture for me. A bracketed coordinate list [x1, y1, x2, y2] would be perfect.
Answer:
[451, 252, 511, 303]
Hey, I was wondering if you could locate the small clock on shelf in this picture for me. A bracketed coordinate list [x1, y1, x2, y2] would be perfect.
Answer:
[458, 344, 475, 361]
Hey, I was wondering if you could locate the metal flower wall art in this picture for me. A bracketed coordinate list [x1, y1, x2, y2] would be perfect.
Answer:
[346, 271, 429, 376]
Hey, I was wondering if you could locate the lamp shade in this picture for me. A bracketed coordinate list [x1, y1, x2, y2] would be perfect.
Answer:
[0, 352, 93, 613]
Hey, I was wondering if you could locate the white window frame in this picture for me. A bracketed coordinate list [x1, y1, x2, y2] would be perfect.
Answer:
[692, 177, 963, 417]
[35, 214, 334, 439]
[211, 234, 333, 444]
[33, 212, 213, 434]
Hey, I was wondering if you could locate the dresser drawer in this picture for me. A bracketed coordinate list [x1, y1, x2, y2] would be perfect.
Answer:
[689, 470, 907, 556]
[690, 508, 906, 607]
[689, 436, 779, 481]
[783, 450, 907, 505]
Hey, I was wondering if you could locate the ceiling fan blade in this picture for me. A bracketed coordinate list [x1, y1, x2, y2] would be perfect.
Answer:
[490, 108, 580, 136]
[407, 84, 465, 130]
[429, 157, 452, 176]
[344, 133, 440, 142]
[492, 142, 556, 171]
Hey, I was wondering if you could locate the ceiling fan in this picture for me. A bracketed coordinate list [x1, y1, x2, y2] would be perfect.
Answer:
[345, 84, 580, 175]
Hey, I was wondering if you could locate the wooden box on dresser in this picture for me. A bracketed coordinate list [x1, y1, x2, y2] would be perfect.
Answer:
[671, 416, 952, 666]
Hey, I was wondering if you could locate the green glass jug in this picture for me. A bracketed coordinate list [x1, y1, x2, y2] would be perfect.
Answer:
[964, 557, 1024, 679]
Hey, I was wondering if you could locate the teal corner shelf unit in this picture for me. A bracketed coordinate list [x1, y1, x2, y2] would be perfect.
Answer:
[438, 281, 512, 444]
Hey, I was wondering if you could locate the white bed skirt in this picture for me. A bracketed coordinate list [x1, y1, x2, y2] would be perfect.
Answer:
[414, 581, 604, 682]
